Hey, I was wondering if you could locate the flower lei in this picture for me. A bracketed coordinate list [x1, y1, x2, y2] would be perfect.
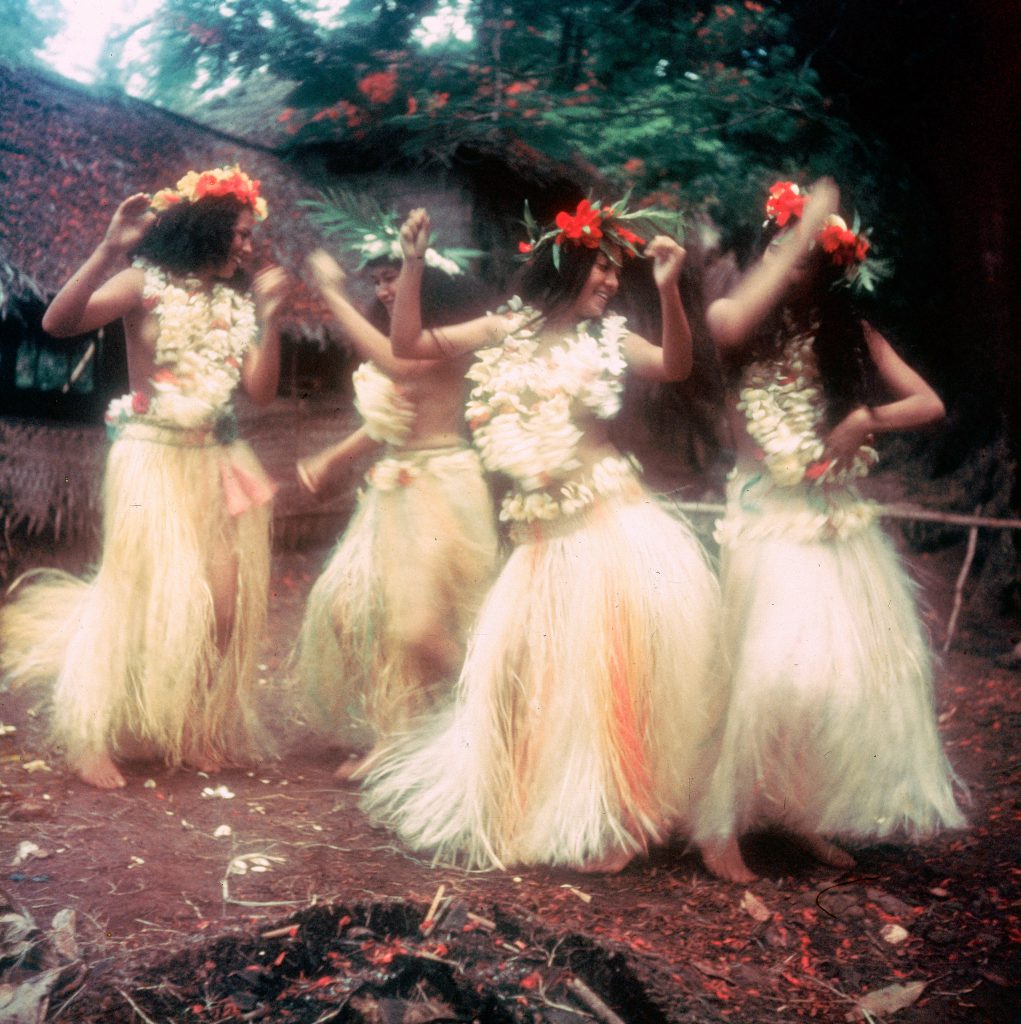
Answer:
[764, 180, 889, 292]
[519, 195, 683, 272]
[465, 303, 630, 521]
[300, 190, 482, 276]
[105, 262, 256, 436]
[738, 313, 878, 489]
[151, 165, 268, 221]
[501, 454, 639, 527]
[352, 361, 415, 446]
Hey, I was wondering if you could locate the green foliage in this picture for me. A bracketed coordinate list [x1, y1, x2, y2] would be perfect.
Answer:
[0, 0, 62, 65]
[132, 0, 881, 244]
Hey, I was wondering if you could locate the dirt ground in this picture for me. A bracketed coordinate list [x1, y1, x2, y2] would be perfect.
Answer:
[1, 537, 1020, 1023]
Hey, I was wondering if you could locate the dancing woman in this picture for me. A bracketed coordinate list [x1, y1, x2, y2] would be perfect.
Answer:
[294, 220, 499, 775]
[1, 167, 289, 789]
[362, 199, 722, 872]
[696, 179, 966, 881]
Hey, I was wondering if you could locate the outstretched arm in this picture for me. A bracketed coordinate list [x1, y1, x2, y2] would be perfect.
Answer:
[297, 424, 381, 496]
[706, 178, 840, 351]
[42, 193, 154, 337]
[241, 265, 290, 406]
[823, 323, 945, 464]
[390, 209, 507, 359]
[622, 235, 693, 382]
[306, 249, 441, 379]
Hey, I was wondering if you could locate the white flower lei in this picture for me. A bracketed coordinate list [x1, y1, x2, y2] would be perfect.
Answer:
[352, 362, 416, 446]
[500, 454, 639, 526]
[106, 262, 257, 432]
[738, 315, 877, 488]
[465, 308, 628, 494]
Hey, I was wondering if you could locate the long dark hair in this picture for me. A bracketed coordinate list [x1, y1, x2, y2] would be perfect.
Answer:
[134, 195, 249, 286]
[514, 241, 602, 322]
[728, 228, 878, 428]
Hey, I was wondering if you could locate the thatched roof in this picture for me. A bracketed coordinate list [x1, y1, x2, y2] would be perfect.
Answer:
[0, 62, 332, 335]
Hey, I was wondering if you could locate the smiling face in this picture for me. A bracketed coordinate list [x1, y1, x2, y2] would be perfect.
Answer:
[213, 207, 255, 279]
[369, 263, 401, 316]
[568, 248, 621, 321]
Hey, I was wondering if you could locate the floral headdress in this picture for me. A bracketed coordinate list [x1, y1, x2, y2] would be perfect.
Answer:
[519, 195, 684, 272]
[764, 180, 888, 292]
[151, 165, 268, 221]
[300, 189, 482, 276]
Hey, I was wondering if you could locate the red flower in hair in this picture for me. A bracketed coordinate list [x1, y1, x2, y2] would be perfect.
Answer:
[616, 225, 646, 254]
[555, 199, 604, 248]
[818, 216, 866, 267]
[765, 181, 806, 227]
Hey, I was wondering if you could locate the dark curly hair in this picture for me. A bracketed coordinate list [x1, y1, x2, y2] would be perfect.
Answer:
[133, 195, 250, 286]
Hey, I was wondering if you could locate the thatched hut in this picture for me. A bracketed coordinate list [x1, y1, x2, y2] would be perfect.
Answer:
[0, 62, 720, 577]
[0, 63, 378, 568]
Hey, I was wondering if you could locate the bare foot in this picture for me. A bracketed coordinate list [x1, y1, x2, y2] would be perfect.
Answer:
[700, 837, 758, 883]
[334, 755, 369, 782]
[77, 751, 127, 790]
[576, 848, 634, 874]
[185, 754, 222, 774]
[795, 832, 856, 870]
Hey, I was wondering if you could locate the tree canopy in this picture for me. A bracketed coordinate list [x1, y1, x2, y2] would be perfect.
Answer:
[0, 0, 61, 66]
[123, 0, 881, 246]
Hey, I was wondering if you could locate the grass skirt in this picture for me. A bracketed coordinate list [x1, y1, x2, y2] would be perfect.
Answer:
[295, 445, 498, 746]
[362, 486, 722, 870]
[696, 471, 966, 844]
[1, 429, 273, 769]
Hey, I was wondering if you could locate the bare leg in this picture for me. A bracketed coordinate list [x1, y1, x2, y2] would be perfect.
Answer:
[77, 750, 127, 790]
[700, 836, 758, 883]
[792, 831, 856, 870]
[183, 533, 240, 775]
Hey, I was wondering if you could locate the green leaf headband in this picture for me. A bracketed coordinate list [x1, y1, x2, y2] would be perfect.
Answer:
[519, 194, 685, 272]
[300, 189, 483, 276]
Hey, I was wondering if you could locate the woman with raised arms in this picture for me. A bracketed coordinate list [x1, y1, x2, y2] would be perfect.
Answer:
[1, 166, 288, 789]
[362, 199, 723, 873]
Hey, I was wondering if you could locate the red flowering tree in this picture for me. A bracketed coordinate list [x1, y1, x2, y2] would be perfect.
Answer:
[123, 0, 879, 242]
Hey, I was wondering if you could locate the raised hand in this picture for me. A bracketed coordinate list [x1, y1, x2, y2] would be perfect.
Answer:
[798, 177, 840, 237]
[399, 208, 431, 262]
[306, 249, 347, 293]
[252, 265, 291, 323]
[645, 235, 687, 289]
[102, 193, 157, 254]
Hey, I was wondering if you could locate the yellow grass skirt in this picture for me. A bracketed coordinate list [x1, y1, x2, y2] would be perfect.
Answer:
[695, 471, 966, 844]
[1, 425, 273, 769]
[295, 445, 499, 746]
[362, 484, 722, 870]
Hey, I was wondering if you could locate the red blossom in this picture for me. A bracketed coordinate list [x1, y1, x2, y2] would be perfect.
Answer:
[554, 199, 604, 248]
[616, 225, 646, 253]
[818, 220, 866, 267]
[765, 181, 806, 226]
[518, 240, 533, 253]
[131, 391, 150, 415]
[357, 69, 398, 105]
